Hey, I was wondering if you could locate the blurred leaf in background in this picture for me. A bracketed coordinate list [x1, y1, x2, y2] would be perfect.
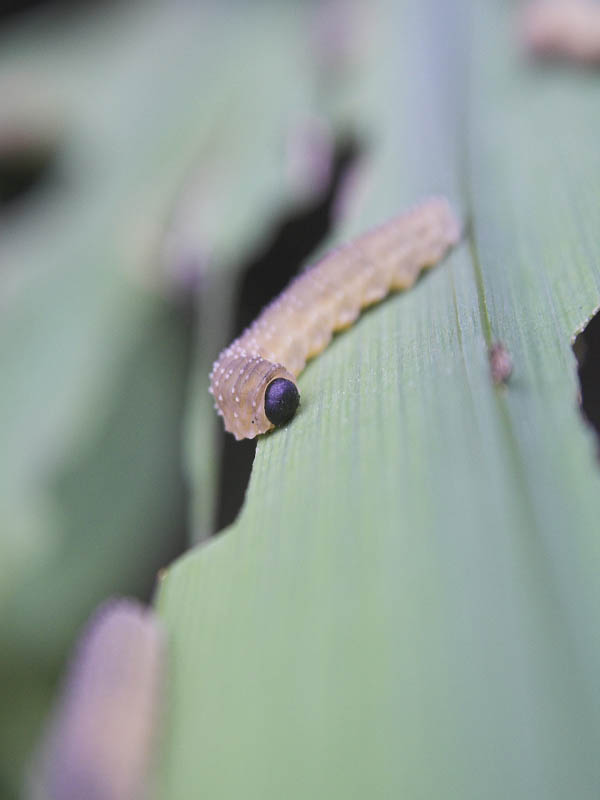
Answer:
[0, 0, 361, 795]
[27, 599, 164, 800]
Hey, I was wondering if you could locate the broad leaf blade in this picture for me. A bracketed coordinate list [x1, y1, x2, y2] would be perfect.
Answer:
[161, 0, 600, 796]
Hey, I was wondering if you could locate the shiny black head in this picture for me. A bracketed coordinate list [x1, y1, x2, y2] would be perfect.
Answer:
[264, 378, 300, 427]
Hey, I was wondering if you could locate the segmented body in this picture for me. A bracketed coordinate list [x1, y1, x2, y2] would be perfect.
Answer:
[210, 196, 460, 440]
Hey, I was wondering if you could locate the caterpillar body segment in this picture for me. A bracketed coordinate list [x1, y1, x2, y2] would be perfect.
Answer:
[210, 196, 460, 440]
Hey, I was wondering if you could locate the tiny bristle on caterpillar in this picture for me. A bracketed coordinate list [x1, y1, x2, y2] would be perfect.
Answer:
[210, 196, 461, 440]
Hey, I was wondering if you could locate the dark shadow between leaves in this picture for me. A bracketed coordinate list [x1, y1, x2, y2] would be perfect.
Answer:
[214, 136, 361, 532]
[573, 307, 600, 459]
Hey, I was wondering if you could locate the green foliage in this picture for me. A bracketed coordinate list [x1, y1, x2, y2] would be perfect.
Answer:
[156, 1, 600, 798]
[4, 0, 600, 797]
[0, 0, 334, 793]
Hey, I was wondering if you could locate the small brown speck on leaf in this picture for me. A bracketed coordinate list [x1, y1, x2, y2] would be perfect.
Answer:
[489, 342, 513, 385]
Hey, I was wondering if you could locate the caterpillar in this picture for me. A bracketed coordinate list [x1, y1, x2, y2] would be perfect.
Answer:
[521, 0, 600, 63]
[210, 196, 460, 440]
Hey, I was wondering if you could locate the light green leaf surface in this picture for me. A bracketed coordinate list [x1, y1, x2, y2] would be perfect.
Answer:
[156, 1, 600, 797]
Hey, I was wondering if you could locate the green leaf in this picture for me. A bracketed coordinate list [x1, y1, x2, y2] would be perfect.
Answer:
[0, 0, 333, 648]
[0, 0, 339, 791]
[156, 1, 600, 797]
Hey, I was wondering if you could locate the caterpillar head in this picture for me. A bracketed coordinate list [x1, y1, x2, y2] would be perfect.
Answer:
[264, 378, 300, 427]
[210, 352, 299, 440]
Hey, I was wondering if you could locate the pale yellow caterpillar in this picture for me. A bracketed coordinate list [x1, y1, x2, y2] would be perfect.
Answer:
[210, 197, 460, 440]
[521, 0, 600, 63]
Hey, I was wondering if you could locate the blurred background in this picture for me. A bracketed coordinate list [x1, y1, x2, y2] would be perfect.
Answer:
[0, 0, 366, 795]
[4, 0, 600, 797]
